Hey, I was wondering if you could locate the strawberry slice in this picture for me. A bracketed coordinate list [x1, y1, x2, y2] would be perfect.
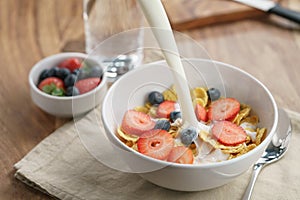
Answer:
[195, 103, 207, 122]
[121, 110, 155, 137]
[208, 98, 240, 121]
[58, 58, 82, 72]
[137, 129, 174, 160]
[167, 146, 194, 164]
[156, 100, 176, 118]
[75, 77, 101, 94]
[211, 121, 247, 146]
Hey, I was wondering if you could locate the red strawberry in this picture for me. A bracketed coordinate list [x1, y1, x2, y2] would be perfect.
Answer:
[75, 77, 101, 94]
[211, 121, 247, 146]
[195, 103, 207, 122]
[38, 77, 65, 96]
[58, 58, 82, 72]
[156, 101, 176, 118]
[208, 98, 240, 121]
[137, 129, 174, 160]
[167, 146, 194, 164]
[121, 110, 155, 137]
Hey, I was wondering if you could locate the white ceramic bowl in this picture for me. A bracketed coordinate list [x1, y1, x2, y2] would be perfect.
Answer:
[29, 52, 107, 117]
[101, 59, 278, 191]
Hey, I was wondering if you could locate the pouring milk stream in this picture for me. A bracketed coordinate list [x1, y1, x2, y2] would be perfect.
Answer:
[137, 0, 209, 148]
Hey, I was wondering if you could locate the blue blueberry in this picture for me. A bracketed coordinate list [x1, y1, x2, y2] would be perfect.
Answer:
[154, 120, 171, 131]
[72, 69, 80, 75]
[148, 91, 164, 105]
[64, 74, 77, 88]
[207, 88, 221, 101]
[48, 67, 59, 77]
[38, 69, 50, 84]
[180, 127, 198, 146]
[56, 68, 71, 80]
[76, 64, 103, 80]
[90, 66, 103, 78]
[65, 86, 80, 96]
[170, 111, 181, 122]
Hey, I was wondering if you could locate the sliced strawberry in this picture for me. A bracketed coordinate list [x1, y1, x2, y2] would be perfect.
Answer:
[167, 146, 194, 164]
[137, 129, 174, 160]
[75, 77, 101, 94]
[212, 121, 247, 146]
[208, 98, 240, 121]
[58, 58, 82, 72]
[156, 100, 176, 118]
[195, 103, 207, 122]
[121, 110, 155, 137]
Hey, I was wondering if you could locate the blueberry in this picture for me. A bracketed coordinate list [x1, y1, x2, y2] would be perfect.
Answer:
[207, 88, 221, 101]
[90, 66, 103, 78]
[180, 127, 198, 146]
[170, 111, 181, 122]
[148, 91, 164, 105]
[64, 74, 77, 88]
[48, 67, 59, 77]
[154, 120, 171, 131]
[72, 69, 80, 75]
[38, 69, 50, 83]
[56, 68, 71, 80]
[65, 86, 80, 96]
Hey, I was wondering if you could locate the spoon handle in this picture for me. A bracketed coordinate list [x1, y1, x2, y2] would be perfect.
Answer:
[242, 163, 264, 200]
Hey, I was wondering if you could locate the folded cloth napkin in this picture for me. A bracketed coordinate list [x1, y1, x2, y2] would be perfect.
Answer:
[14, 108, 300, 200]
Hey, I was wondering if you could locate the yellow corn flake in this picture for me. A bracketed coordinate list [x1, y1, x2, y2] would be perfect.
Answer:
[241, 115, 259, 125]
[222, 145, 245, 154]
[145, 102, 152, 109]
[233, 106, 251, 125]
[256, 128, 266, 145]
[148, 106, 158, 118]
[234, 144, 257, 157]
[245, 135, 252, 144]
[168, 124, 180, 138]
[189, 143, 198, 156]
[125, 140, 134, 148]
[117, 128, 139, 143]
[191, 87, 208, 106]
[163, 85, 178, 101]
[246, 143, 257, 151]
[245, 127, 256, 132]
[169, 129, 179, 138]
[240, 103, 251, 110]
[193, 98, 206, 108]
[132, 143, 138, 151]
[134, 106, 149, 114]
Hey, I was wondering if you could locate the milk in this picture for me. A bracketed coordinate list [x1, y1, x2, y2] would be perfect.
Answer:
[138, 0, 207, 132]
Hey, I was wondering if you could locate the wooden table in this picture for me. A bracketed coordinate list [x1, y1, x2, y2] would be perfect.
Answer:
[0, 0, 299, 199]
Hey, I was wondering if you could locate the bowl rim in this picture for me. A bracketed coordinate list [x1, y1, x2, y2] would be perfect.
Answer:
[28, 52, 107, 100]
[102, 58, 278, 169]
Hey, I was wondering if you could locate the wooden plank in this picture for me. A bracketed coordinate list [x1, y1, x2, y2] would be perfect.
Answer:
[162, 0, 266, 30]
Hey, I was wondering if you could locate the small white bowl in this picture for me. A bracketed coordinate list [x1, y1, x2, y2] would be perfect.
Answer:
[29, 52, 107, 117]
[101, 59, 278, 191]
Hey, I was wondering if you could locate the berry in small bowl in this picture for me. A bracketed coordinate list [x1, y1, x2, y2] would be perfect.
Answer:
[29, 52, 107, 117]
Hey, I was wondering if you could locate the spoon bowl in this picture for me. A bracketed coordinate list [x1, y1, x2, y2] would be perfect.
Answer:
[242, 108, 292, 200]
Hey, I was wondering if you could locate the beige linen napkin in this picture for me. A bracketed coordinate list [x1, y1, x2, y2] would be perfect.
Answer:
[14, 108, 300, 200]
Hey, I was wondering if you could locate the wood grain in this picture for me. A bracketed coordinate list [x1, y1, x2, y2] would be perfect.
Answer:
[0, 0, 299, 199]
[162, 0, 267, 30]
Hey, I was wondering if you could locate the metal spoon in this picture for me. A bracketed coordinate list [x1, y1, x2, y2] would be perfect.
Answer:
[242, 108, 292, 200]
